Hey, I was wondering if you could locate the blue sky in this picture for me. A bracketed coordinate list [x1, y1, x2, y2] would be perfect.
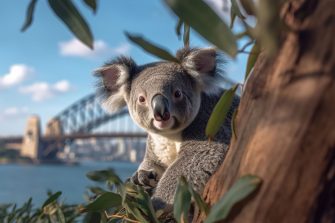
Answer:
[0, 0, 248, 136]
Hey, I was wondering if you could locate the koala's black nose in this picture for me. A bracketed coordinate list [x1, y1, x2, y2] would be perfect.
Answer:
[151, 94, 170, 121]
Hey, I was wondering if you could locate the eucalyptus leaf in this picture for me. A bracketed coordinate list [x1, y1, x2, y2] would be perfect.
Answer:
[84, 192, 122, 212]
[83, 0, 97, 13]
[244, 42, 260, 81]
[205, 175, 262, 223]
[173, 176, 192, 223]
[16, 197, 33, 218]
[83, 211, 101, 223]
[165, 0, 237, 57]
[88, 186, 106, 195]
[230, 10, 236, 29]
[42, 191, 62, 208]
[230, 0, 245, 29]
[124, 202, 149, 223]
[231, 109, 238, 139]
[257, 0, 281, 56]
[86, 169, 122, 185]
[188, 184, 209, 215]
[125, 32, 179, 62]
[56, 207, 66, 223]
[176, 18, 183, 39]
[206, 85, 238, 139]
[21, 0, 38, 32]
[124, 183, 159, 223]
[183, 23, 190, 47]
[48, 0, 93, 49]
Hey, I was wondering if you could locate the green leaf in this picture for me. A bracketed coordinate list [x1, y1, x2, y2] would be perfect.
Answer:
[16, 197, 33, 218]
[205, 175, 262, 223]
[83, 211, 101, 223]
[230, 10, 236, 30]
[173, 176, 192, 223]
[48, 0, 93, 49]
[165, 0, 237, 57]
[21, 0, 38, 32]
[123, 183, 159, 223]
[183, 23, 190, 47]
[56, 207, 66, 223]
[244, 43, 260, 81]
[42, 191, 62, 208]
[206, 85, 238, 139]
[175, 18, 183, 39]
[230, 0, 246, 29]
[125, 32, 179, 62]
[231, 109, 238, 139]
[88, 186, 106, 195]
[86, 169, 122, 185]
[83, 0, 97, 13]
[124, 201, 149, 223]
[83, 192, 122, 212]
[188, 184, 209, 215]
[257, 0, 281, 56]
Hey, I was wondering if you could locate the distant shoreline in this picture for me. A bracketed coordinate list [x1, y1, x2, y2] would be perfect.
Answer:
[0, 158, 79, 166]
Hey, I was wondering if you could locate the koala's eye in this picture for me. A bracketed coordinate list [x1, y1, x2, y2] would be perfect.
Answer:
[174, 90, 182, 99]
[138, 95, 146, 103]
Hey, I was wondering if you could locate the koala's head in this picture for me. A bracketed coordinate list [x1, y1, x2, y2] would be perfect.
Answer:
[95, 48, 224, 136]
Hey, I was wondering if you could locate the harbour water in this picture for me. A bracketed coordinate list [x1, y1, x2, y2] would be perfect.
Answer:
[0, 161, 138, 206]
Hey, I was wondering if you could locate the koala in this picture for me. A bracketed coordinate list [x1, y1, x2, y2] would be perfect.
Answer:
[95, 47, 239, 215]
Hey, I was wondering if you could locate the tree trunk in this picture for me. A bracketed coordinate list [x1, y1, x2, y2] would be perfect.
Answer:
[194, 0, 335, 222]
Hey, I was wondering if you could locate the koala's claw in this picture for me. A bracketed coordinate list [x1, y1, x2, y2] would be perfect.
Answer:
[130, 169, 159, 189]
[128, 170, 158, 195]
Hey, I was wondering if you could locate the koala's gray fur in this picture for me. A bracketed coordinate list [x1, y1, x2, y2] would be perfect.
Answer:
[95, 47, 239, 217]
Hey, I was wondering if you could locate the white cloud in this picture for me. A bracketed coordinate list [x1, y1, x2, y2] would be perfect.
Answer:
[20, 80, 72, 102]
[3, 107, 28, 116]
[53, 80, 71, 92]
[59, 38, 131, 59]
[0, 106, 29, 120]
[112, 43, 131, 55]
[0, 64, 34, 89]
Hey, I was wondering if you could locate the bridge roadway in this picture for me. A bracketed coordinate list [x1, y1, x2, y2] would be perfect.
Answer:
[0, 133, 147, 144]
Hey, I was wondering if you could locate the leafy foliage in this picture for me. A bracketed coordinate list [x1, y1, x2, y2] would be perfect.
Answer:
[0, 168, 261, 223]
[173, 177, 192, 223]
[206, 84, 239, 139]
[230, 0, 246, 29]
[21, 0, 38, 32]
[83, 0, 98, 14]
[204, 175, 262, 223]
[165, 0, 238, 57]
[48, 0, 94, 49]
[125, 32, 179, 63]
[245, 42, 261, 81]
[22, 0, 94, 49]
[0, 192, 80, 223]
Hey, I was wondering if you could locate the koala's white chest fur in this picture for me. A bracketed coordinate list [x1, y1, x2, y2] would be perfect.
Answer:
[149, 133, 181, 166]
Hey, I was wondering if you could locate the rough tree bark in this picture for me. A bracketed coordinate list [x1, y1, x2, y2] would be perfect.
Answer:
[194, 0, 335, 222]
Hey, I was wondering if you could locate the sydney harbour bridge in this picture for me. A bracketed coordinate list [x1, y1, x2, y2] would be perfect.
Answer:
[0, 93, 147, 163]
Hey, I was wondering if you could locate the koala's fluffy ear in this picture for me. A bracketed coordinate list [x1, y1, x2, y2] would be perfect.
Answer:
[177, 48, 225, 94]
[94, 57, 137, 112]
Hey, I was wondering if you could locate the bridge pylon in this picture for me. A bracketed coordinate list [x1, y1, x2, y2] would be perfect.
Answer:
[21, 115, 42, 160]
[45, 118, 63, 137]
[42, 118, 65, 160]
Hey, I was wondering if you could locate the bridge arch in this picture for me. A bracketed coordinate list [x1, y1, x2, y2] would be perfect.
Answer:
[51, 93, 134, 134]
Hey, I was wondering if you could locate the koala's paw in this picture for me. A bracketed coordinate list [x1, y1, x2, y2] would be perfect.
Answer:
[152, 197, 175, 223]
[129, 169, 159, 195]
